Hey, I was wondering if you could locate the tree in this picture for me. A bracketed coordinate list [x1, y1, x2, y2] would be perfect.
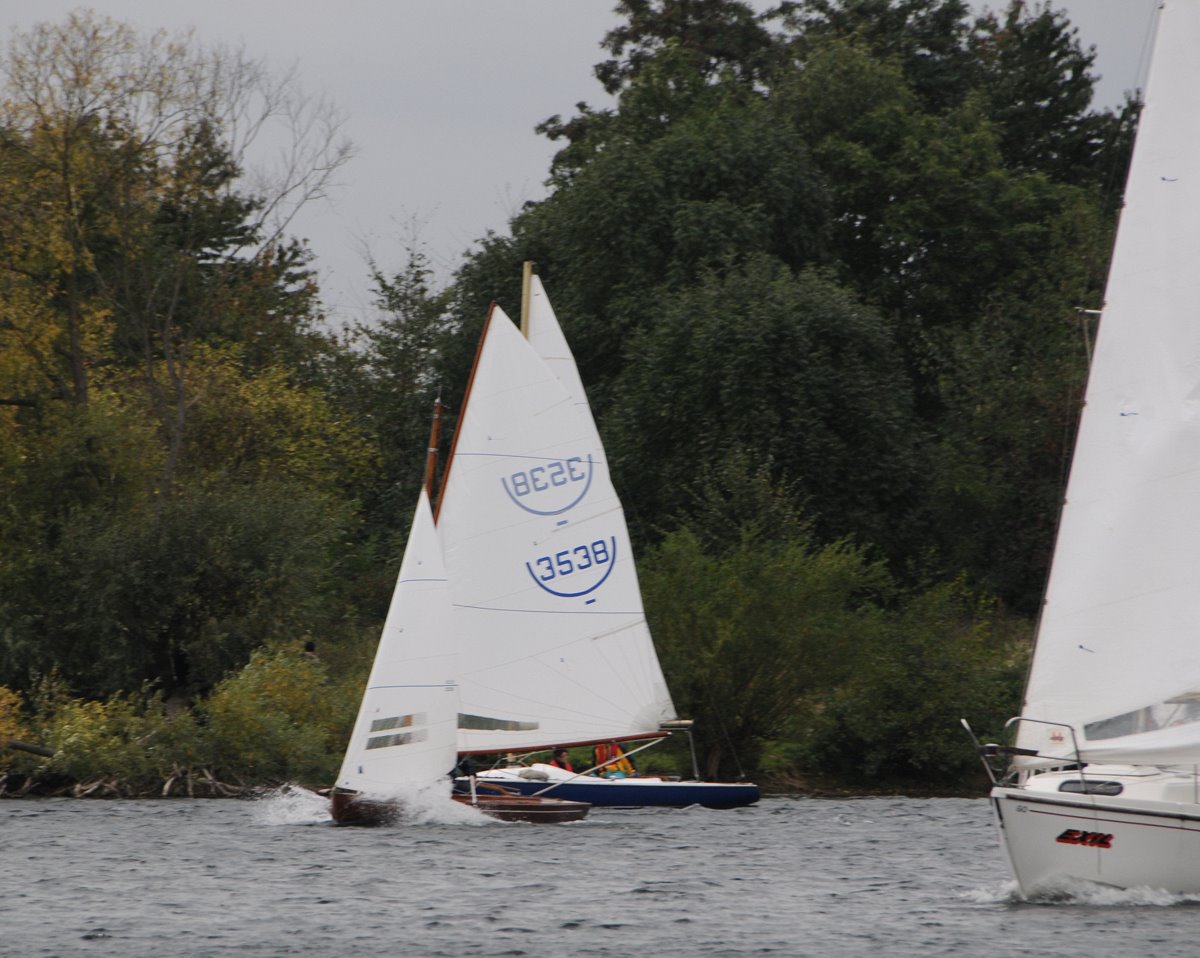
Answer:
[642, 528, 892, 778]
[609, 256, 921, 559]
[969, 1, 1124, 187]
[0, 478, 350, 700]
[0, 12, 367, 703]
[339, 247, 455, 534]
[0, 10, 352, 491]
[778, 0, 975, 113]
[802, 580, 1027, 786]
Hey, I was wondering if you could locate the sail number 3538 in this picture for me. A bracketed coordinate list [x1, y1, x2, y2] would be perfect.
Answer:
[532, 540, 610, 581]
[508, 457, 587, 496]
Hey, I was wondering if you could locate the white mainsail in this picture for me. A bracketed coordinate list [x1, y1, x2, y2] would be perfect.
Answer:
[1016, 0, 1200, 767]
[335, 490, 459, 793]
[525, 274, 594, 425]
[438, 304, 677, 754]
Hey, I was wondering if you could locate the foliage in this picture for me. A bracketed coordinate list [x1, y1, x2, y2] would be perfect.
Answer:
[609, 256, 921, 556]
[32, 685, 204, 789]
[201, 647, 350, 785]
[801, 580, 1028, 786]
[0, 2, 1146, 796]
[330, 247, 456, 536]
[0, 685, 31, 770]
[641, 528, 893, 778]
[0, 478, 351, 699]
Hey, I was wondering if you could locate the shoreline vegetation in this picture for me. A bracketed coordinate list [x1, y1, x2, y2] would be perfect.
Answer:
[2, 2, 1124, 798]
[0, 645, 1000, 802]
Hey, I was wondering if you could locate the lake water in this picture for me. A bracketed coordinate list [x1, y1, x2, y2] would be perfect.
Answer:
[5, 791, 1200, 957]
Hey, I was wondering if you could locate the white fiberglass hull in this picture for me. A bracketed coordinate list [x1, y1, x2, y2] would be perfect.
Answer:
[992, 767, 1200, 896]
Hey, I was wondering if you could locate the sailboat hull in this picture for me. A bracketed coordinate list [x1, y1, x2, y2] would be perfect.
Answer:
[992, 769, 1200, 896]
[460, 766, 760, 809]
[329, 789, 591, 825]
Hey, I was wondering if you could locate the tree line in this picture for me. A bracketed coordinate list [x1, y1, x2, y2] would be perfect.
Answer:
[0, 1, 1136, 795]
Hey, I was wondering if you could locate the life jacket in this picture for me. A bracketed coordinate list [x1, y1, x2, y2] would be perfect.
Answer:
[593, 742, 634, 776]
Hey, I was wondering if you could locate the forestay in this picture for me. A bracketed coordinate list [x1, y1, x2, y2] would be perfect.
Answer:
[438, 305, 676, 754]
[1016, 0, 1200, 767]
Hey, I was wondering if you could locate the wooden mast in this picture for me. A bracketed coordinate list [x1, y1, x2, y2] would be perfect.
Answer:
[519, 260, 533, 338]
[423, 395, 445, 498]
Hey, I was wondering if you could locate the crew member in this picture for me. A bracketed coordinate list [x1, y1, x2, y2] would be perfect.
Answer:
[548, 748, 574, 771]
[593, 741, 636, 778]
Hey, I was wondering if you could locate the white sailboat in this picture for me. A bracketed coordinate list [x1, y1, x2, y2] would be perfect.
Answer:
[979, 0, 1200, 895]
[449, 272, 759, 809]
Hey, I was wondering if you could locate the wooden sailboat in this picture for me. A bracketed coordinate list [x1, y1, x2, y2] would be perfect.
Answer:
[328, 318, 592, 823]
[448, 269, 759, 809]
[975, 0, 1200, 894]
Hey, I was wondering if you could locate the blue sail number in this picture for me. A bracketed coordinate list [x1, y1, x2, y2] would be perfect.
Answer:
[526, 538, 617, 597]
[502, 455, 594, 516]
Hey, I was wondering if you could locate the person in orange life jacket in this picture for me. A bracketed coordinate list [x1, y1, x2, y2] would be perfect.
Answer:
[548, 748, 573, 771]
[592, 741, 635, 778]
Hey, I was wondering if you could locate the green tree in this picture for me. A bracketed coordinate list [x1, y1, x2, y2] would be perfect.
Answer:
[202, 647, 347, 785]
[610, 256, 920, 558]
[0, 479, 349, 700]
[642, 528, 892, 778]
[335, 248, 455, 533]
[0, 11, 352, 491]
[802, 580, 1027, 786]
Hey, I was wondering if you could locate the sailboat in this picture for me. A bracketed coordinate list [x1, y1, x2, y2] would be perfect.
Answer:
[328, 440, 589, 823]
[975, 0, 1200, 895]
[446, 270, 759, 809]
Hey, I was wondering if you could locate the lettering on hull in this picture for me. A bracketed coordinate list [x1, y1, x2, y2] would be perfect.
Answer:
[1056, 828, 1113, 848]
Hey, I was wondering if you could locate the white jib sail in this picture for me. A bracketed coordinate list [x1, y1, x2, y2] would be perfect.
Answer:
[439, 305, 676, 754]
[1016, 0, 1200, 767]
[336, 489, 459, 793]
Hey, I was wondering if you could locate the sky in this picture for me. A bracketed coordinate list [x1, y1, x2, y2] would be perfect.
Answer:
[2, 0, 1163, 328]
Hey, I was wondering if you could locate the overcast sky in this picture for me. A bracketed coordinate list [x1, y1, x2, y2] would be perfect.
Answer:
[2, 1, 1162, 327]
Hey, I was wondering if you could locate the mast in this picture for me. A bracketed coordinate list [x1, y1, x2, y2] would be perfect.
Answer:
[519, 260, 533, 338]
[423, 396, 445, 498]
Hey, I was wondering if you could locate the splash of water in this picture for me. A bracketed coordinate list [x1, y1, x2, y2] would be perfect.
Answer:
[963, 877, 1200, 907]
[254, 784, 333, 825]
[1024, 877, 1200, 907]
[253, 782, 496, 827]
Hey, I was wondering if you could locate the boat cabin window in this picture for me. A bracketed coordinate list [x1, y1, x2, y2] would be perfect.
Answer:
[1058, 779, 1123, 796]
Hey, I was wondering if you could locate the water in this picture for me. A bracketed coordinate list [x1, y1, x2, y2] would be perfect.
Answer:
[5, 792, 1200, 957]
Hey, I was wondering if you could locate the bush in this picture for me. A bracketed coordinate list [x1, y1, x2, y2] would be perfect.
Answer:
[801, 580, 1029, 787]
[201, 646, 346, 786]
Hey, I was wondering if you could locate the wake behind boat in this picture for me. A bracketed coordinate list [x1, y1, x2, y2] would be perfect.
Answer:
[970, 0, 1200, 895]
